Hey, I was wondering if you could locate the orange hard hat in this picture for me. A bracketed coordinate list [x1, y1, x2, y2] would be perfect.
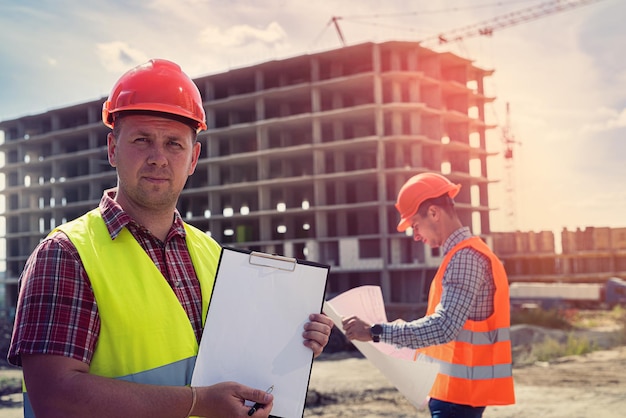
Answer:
[395, 172, 461, 232]
[102, 59, 207, 133]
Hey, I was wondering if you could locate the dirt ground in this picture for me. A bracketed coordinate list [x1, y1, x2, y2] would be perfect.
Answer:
[305, 345, 626, 418]
[1, 322, 624, 417]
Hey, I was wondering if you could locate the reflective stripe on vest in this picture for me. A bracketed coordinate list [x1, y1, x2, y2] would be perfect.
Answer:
[116, 356, 197, 386]
[455, 327, 510, 345]
[416, 236, 515, 407]
[417, 353, 513, 380]
[22, 209, 220, 417]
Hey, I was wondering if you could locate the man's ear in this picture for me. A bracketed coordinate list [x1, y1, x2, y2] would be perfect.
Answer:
[107, 132, 117, 168]
[428, 205, 440, 220]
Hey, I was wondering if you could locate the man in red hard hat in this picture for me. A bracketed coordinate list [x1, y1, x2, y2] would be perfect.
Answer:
[9, 59, 333, 418]
[343, 172, 515, 418]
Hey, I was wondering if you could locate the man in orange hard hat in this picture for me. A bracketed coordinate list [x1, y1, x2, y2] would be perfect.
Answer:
[343, 172, 515, 418]
[9, 59, 333, 418]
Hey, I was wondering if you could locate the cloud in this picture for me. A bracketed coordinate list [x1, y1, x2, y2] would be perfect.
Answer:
[199, 22, 287, 47]
[583, 107, 626, 133]
[579, 1, 626, 83]
[1, 0, 623, 232]
[96, 42, 150, 73]
[45, 56, 58, 67]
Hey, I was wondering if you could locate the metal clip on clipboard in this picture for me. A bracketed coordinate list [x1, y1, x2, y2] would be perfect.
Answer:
[249, 251, 297, 272]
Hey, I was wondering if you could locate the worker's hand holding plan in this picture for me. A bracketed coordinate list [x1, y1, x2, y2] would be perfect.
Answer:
[323, 285, 439, 409]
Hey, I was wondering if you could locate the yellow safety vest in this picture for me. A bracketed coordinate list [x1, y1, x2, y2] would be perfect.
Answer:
[23, 208, 220, 416]
[415, 237, 515, 406]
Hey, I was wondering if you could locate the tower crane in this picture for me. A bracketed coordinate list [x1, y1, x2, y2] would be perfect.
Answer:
[501, 103, 520, 230]
[421, 0, 605, 47]
[327, 0, 606, 47]
[325, 0, 605, 229]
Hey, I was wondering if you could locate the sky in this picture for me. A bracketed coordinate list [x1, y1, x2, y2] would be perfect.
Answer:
[0, 0, 624, 235]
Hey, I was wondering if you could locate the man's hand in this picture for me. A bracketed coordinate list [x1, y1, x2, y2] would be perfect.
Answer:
[341, 315, 374, 342]
[194, 382, 274, 418]
[302, 313, 333, 358]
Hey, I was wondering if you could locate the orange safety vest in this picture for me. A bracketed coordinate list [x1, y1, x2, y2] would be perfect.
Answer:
[415, 237, 515, 407]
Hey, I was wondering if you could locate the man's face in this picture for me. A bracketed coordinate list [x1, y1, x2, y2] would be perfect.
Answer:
[107, 114, 200, 214]
[408, 206, 443, 248]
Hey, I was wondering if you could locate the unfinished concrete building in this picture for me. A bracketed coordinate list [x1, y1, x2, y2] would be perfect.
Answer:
[491, 230, 558, 281]
[560, 227, 626, 282]
[492, 227, 626, 283]
[0, 41, 495, 319]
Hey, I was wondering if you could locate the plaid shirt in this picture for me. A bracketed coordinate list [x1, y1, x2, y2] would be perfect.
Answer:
[8, 189, 204, 367]
[382, 227, 495, 349]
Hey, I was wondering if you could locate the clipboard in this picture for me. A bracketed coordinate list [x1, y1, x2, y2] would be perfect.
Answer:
[191, 247, 330, 418]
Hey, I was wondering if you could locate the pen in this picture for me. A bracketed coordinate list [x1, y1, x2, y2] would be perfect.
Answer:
[247, 385, 274, 416]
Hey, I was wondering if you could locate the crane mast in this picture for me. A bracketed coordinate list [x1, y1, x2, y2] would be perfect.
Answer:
[502, 103, 519, 230]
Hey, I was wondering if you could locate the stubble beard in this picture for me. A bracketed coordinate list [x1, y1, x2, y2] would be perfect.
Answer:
[121, 179, 179, 214]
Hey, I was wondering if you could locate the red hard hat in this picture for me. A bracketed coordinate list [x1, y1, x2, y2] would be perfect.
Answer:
[102, 59, 207, 133]
[395, 172, 461, 232]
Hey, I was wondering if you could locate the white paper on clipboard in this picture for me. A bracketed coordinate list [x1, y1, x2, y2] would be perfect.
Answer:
[191, 247, 329, 418]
